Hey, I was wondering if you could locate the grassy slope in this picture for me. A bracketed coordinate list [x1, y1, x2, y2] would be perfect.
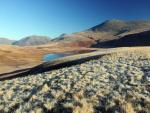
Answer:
[0, 47, 150, 113]
[0, 44, 97, 74]
[1, 47, 149, 80]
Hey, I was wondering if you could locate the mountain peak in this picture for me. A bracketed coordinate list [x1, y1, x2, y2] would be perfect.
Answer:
[89, 19, 150, 34]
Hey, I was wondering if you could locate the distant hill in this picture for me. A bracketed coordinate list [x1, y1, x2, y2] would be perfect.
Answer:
[0, 38, 15, 45]
[13, 35, 51, 46]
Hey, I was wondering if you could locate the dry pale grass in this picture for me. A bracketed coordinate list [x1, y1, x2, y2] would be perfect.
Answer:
[0, 49, 150, 112]
[122, 103, 136, 113]
[73, 99, 94, 113]
[73, 91, 94, 113]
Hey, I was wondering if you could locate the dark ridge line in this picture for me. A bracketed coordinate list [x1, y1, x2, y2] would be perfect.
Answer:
[0, 68, 31, 76]
[0, 54, 107, 81]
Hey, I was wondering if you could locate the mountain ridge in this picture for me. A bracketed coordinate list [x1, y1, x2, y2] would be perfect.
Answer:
[0, 19, 150, 46]
[88, 19, 150, 34]
[12, 35, 51, 46]
[54, 19, 150, 47]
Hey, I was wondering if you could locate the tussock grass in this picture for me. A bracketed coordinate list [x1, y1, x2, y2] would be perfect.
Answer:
[0, 48, 150, 112]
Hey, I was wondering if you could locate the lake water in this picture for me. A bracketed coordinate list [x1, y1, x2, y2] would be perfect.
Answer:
[43, 53, 68, 62]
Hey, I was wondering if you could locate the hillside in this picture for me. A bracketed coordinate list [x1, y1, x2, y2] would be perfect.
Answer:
[13, 35, 51, 46]
[0, 44, 97, 74]
[92, 30, 150, 48]
[0, 38, 15, 45]
[0, 47, 150, 113]
[53, 31, 118, 47]
[53, 20, 150, 47]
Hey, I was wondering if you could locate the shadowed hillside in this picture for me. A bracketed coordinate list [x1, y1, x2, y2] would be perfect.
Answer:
[92, 30, 150, 48]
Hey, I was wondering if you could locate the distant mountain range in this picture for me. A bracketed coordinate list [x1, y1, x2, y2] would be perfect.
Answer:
[12, 35, 51, 46]
[0, 19, 150, 47]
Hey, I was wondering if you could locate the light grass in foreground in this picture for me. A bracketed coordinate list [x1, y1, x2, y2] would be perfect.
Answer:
[0, 50, 150, 113]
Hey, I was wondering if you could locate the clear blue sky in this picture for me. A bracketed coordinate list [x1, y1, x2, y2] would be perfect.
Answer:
[0, 0, 150, 40]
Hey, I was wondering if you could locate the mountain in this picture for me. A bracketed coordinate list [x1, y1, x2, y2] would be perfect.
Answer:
[1, 19, 150, 47]
[54, 20, 150, 47]
[89, 19, 150, 35]
[0, 38, 15, 45]
[13, 35, 51, 46]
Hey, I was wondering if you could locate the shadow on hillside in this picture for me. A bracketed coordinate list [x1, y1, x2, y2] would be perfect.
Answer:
[92, 30, 150, 48]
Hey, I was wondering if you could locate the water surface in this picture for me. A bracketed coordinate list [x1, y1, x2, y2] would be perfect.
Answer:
[43, 53, 68, 62]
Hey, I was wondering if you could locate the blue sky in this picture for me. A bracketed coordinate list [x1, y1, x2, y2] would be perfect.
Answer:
[0, 0, 150, 40]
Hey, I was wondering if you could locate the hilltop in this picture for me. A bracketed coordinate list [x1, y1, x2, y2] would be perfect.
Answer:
[89, 20, 150, 34]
